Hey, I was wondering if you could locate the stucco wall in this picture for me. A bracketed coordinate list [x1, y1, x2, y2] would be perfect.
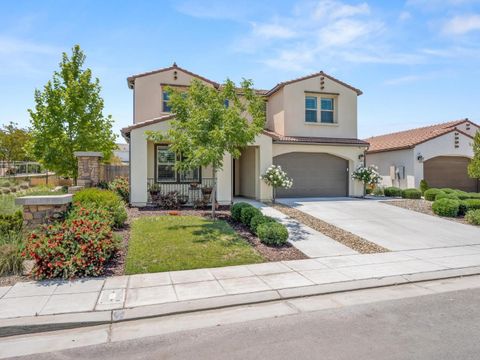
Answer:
[266, 88, 285, 134]
[366, 149, 415, 188]
[239, 146, 256, 198]
[272, 144, 366, 196]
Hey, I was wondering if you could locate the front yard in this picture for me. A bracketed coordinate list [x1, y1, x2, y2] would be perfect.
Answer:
[125, 215, 265, 274]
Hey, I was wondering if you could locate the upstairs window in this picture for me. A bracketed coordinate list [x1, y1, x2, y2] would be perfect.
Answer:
[320, 98, 334, 123]
[162, 91, 171, 112]
[305, 96, 317, 123]
[304, 95, 336, 123]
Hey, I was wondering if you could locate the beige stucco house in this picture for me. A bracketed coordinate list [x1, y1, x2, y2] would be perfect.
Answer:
[121, 63, 368, 206]
[365, 119, 479, 192]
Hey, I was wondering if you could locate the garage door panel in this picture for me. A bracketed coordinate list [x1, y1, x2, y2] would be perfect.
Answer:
[273, 152, 348, 197]
[424, 156, 478, 192]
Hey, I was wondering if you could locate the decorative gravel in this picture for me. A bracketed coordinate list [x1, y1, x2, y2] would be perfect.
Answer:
[270, 203, 389, 254]
[384, 199, 471, 225]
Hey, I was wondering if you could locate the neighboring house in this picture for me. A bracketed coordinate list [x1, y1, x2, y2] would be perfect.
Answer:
[121, 63, 368, 206]
[114, 143, 129, 163]
[365, 119, 480, 192]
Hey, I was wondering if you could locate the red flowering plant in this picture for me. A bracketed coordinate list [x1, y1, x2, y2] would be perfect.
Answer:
[67, 203, 115, 228]
[24, 217, 119, 279]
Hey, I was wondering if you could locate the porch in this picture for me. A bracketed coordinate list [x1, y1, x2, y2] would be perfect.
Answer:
[146, 177, 216, 206]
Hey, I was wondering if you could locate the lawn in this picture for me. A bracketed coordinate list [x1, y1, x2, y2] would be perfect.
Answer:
[125, 215, 265, 274]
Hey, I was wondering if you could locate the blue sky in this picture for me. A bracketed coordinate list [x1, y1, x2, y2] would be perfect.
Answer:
[1, 0, 480, 140]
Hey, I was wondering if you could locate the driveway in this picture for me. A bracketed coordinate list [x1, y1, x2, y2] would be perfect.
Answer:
[277, 198, 480, 251]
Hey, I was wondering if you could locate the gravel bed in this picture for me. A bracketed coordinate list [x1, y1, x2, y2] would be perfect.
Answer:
[270, 203, 389, 254]
[384, 199, 472, 226]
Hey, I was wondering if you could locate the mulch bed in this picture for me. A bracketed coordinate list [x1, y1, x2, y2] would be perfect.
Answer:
[270, 203, 389, 254]
[383, 199, 472, 226]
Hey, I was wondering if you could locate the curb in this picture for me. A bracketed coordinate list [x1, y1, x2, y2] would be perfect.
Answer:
[2, 266, 480, 338]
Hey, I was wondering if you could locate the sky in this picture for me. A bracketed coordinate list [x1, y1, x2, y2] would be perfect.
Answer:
[1, 0, 480, 141]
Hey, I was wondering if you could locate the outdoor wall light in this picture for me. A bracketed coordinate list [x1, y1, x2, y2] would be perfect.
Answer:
[417, 153, 424, 162]
[358, 153, 364, 160]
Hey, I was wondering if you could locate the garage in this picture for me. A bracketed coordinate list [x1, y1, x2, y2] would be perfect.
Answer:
[424, 156, 478, 192]
[273, 152, 348, 197]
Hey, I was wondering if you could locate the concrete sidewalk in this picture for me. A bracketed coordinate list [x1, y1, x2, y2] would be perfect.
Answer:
[2, 245, 480, 336]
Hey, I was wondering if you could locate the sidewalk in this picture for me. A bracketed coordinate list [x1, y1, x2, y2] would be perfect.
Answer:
[2, 244, 480, 336]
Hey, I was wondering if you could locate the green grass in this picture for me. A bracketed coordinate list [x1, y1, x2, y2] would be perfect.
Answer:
[125, 215, 264, 274]
[0, 186, 65, 215]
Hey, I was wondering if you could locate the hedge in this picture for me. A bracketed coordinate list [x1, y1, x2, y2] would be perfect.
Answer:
[240, 206, 262, 226]
[432, 198, 460, 217]
[257, 222, 289, 246]
[465, 209, 480, 225]
[424, 188, 444, 201]
[231, 202, 252, 222]
[384, 187, 402, 197]
[401, 188, 422, 199]
[435, 192, 459, 201]
[250, 214, 276, 234]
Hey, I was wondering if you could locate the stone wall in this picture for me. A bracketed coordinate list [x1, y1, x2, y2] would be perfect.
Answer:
[74, 151, 103, 187]
[15, 194, 73, 228]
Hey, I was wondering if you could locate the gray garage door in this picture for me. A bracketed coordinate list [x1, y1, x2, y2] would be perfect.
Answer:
[424, 156, 478, 192]
[273, 152, 348, 197]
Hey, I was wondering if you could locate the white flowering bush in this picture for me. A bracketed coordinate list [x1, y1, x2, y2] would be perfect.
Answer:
[352, 165, 382, 194]
[260, 165, 293, 203]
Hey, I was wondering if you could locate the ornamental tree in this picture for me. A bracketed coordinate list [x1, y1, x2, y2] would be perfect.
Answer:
[0, 122, 33, 163]
[468, 131, 480, 180]
[260, 165, 293, 203]
[28, 45, 117, 181]
[146, 78, 265, 217]
[351, 164, 381, 196]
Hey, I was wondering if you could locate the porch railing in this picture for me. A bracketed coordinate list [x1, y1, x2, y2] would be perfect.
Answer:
[147, 178, 216, 206]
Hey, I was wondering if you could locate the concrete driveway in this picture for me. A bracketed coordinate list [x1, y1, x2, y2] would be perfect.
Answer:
[277, 198, 480, 251]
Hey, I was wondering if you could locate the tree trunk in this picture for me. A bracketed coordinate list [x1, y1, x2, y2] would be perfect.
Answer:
[272, 187, 276, 204]
[211, 167, 216, 219]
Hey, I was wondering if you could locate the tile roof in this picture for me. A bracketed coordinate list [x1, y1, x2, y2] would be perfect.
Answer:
[263, 130, 369, 146]
[365, 119, 474, 153]
[121, 114, 175, 138]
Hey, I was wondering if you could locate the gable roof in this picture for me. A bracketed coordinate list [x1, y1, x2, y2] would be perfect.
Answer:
[121, 114, 175, 140]
[365, 119, 476, 154]
[127, 63, 220, 89]
[265, 71, 363, 97]
[263, 129, 369, 146]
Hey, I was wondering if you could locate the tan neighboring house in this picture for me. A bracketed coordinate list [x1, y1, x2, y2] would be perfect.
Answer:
[121, 63, 368, 206]
[365, 119, 480, 192]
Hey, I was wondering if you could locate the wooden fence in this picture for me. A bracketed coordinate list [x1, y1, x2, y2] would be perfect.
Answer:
[100, 164, 129, 182]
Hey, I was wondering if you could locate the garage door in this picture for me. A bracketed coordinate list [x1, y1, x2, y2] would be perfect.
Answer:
[273, 152, 348, 197]
[424, 156, 478, 192]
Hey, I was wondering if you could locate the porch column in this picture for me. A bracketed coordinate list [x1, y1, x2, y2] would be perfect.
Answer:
[130, 129, 148, 206]
[258, 135, 273, 202]
[216, 153, 232, 205]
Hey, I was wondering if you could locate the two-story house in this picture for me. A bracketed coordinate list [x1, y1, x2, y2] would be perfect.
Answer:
[121, 63, 368, 206]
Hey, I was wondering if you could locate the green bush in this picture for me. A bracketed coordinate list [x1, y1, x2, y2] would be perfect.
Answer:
[459, 201, 468, 216]
[0, 243, 24, 276]
[440, 188, 455, 194]
[401, 188, 422, 199]
[465, 209, 480, 225]
[424, 188, 444, 201]
[467, 192, 480, 199]
[240, 206, 262, 226]
[432, 198, 460, 217]
[109, 177, 129, 203]
[73, 188, 127, 228]
[67, 203, 115, 228]
[257, 222, 289, 246]
[435, 192, 459, 201]
[250, 215, 276, 234]
[384, 187, 402, 197]
[231, 202, 252, 222]
[420, 179, 429, 195]
[372, 187, 384, 196]
[463, 199, 480, 211]
[0, 211, 23, 236]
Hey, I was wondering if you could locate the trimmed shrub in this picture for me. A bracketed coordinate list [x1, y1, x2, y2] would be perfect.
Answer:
[231, 202, 252, 222]
[463, 199, 480, 211]
[109, 177, 129, 203]
[250, 214, 276, 234]
[401, 188, 422, 199]
[240, 206, 262, 226]
[435, 192, 459, 201]
[465, 209, 480, 225]
[0, 211, 23, 236]
[459, 201, 468, 216]
[424, 188, 444, 201]
[0, 243, 24, 276]
[440, 188, 455, 194]
[384, 187, 402, 197]
[372, 187, 384, 196]
[467, 192, 480, 199]
[432, 198, 460, 217]
[24, 219, 119, 279]
[73, 188, 127, 228]
[420, 179, 429, 195]
[257, 222, 289, 246]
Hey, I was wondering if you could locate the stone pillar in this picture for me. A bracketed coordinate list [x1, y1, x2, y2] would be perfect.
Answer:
[74, 151, 103, 187]
[15, 194, 73, 228]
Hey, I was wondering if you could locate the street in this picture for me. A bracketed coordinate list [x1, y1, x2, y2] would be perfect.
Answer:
[10, 284, 480, 360]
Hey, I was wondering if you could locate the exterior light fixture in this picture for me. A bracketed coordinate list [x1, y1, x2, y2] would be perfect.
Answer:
[417, 153, 424, 162]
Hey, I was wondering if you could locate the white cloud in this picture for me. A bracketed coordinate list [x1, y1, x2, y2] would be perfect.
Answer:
[0, 35, 59, 55]
[398, 11, 412, 21]
[251, 23, 297, 40]
[313, 1, 370, 20]
[443, 14, 480, 34]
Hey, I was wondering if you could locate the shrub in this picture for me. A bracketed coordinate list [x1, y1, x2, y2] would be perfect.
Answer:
[372, 187, 384, 196]
[240, 206, 262, 226]
[0, 243, 24, 276]
[463, 199, 480, 210]
[459, 201, 468, 216]
[465, 209, 480, 225]
[109, 177, 129, 203]
[0, 211, 23, 236]
[250, 214, 276, 234]
[440, 188, 455, 194]
[384, 187, 402, 197]
[435, 192, 459, 201]
[401, 188, 422, 199]
[231, 202, 252, 222]
[67, 203, 115, 228]
[454, 191, 471, 200]
[419, 179, 429, 195]
[257, 222, 289, 246]
[432, 198, 460, 217]
[73, 188, 127, 228]
[24, 219, 118, 279]
[467, 192, 480, 199]
[424, 188, 444, 201]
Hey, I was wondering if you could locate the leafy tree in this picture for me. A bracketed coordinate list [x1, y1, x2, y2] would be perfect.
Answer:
[468, 131, 480, 180]
[0, 122, 32, 163]
[147, 78, 265, 217]
[28, 45, 117, 180]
